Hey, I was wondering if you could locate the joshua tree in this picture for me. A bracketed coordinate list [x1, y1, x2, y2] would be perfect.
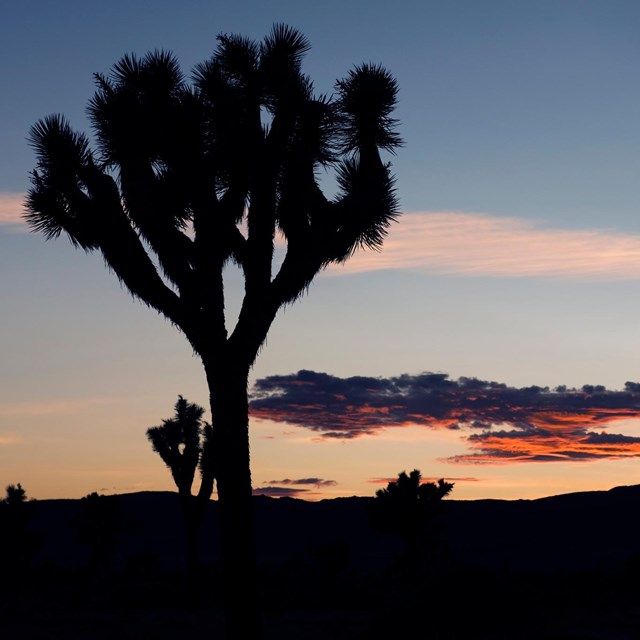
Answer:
[369, 470, 454, 575]
[26, 24, 401, 638]
[0, 484, 37, 581]
[4, 483, 27, 506]
[146, 395, 213, 578]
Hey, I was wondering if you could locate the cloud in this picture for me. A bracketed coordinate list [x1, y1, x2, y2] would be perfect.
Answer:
[254, 478, 337, 498]
[449, 424, 640, 464]
[326, 211, 640, 281]
[0, 397, 114, 417]
[96, 483, 154, 494]
[0, 193, 26, 229]
[250, 371, 640, 464]
[14, 203, 640, 280]
[253, 486, 310, 498]
[368, 476, 480, 484]
[266, 478, 337, 487]
[0, 434, 23, 446]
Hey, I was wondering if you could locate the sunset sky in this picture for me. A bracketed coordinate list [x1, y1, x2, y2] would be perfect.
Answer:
[2, 0, 640, 501]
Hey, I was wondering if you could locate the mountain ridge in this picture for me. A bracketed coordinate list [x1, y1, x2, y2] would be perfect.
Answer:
[20, 482, 640, 577]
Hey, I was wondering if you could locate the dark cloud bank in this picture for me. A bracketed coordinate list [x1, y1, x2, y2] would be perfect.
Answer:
[250, 371, 640, 464]
[253, 477, 337, 498]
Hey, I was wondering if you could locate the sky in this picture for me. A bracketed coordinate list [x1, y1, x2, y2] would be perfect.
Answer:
[2, 0, 640, 501]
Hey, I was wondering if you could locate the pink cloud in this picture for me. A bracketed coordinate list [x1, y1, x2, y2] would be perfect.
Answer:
[327, 211, 640, 281]
[0, 397, 114, 417]
[0, 434, 23, 446]
[0, 193, 26, 229]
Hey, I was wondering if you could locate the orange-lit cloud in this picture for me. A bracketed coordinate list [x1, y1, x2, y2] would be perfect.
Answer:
[326, 211, 640, 281]
[0, 193, 26, 228]
[449, 427, 640, 465]
[250, 371, 640, 464]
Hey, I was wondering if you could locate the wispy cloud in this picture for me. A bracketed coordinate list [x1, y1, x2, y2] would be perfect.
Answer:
[12, 202, 639, 280]
[250, 371, 640, 464]
[96, 482, 155, 494]
[368, 476, 480, 484]
[0, 434, 23, 446]
[328, 212, 640, 281]
[13, 200, 640, 279]
[0, 193, 26, 229]
[0, 397, 115, 417]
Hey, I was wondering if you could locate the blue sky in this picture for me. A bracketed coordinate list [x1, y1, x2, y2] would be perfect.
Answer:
[2, 1, 640, 500]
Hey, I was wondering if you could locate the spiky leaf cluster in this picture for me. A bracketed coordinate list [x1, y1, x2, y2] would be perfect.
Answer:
[369, 470, 454, 536]
[26, 25, 402, 369]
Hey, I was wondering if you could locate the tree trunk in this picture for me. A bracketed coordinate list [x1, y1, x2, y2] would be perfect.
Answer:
[205, 361, 262, 640]
[179, 491, 199, 603]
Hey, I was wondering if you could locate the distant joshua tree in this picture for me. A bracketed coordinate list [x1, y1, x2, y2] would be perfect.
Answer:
[146, 395, 213, 578]
[5, 483, 27, 506]
[26, 24, 400, 638]
[369, 470, 454, 575]
[0, 484, 37, 581]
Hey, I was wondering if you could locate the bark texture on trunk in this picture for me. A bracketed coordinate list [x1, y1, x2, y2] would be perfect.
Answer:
[206, 361, 262, 640]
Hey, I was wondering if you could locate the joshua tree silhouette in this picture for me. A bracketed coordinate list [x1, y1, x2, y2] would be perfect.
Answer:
[4, 483, 27, 506]
[369, 470, 454, 576]
[146, 395, 213, 579]
[0, 484, 37, 582]
[26, 24, 400, 638]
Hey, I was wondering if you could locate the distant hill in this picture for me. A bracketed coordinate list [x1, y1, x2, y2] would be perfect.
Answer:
[3, 486, 640, 639]
[26, 484, 640, 575]
[443, 484, 640, 573]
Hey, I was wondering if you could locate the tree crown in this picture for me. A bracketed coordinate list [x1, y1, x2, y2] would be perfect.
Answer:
[26, 25, 401, 368]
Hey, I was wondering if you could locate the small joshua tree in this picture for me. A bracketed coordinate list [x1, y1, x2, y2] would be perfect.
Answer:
[146, 395, 213, 578]
[5, 483, 27, 506]
[369, 470, 454, 575]
[0, 484, 37, 581]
